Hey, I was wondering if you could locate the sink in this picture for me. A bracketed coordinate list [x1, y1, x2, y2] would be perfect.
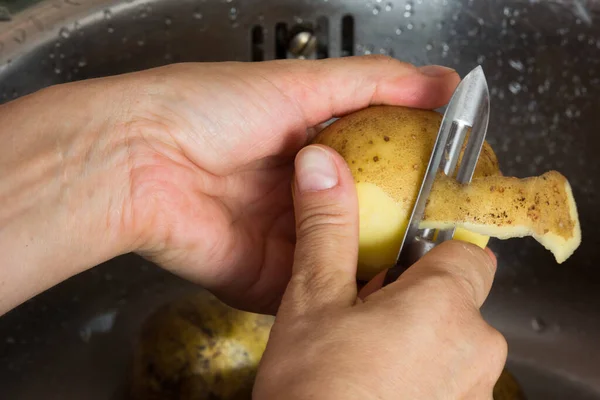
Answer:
[0, 0, 599, 398]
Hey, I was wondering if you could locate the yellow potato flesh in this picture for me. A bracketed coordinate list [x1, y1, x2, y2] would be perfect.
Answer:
[313, 105, 581, 281]
[356, 182, 488, 281]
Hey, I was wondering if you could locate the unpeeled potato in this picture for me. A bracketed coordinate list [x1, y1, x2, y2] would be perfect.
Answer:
[313, 106, 581, 281]
[129, 291, 274, 400]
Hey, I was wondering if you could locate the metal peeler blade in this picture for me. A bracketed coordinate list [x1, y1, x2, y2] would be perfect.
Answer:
[382, 65, 490, 286]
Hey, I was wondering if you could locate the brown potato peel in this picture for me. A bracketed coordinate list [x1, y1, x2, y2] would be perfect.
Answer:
[422, 171, 581, 263]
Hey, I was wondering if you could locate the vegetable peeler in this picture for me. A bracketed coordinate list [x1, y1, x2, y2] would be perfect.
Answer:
[383, 65, 491, 286]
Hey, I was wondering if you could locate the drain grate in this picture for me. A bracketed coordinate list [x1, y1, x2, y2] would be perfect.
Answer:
[251, 15, 354, 61]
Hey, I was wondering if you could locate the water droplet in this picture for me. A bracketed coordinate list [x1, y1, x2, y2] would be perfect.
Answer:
[54, 67, 62, 75]
[508, 59, 524, 71]
[165, 17, 172, 26]
[436, 21, 444, 30]
[405, 1, 413, 10]
[49, 53, 55, 59]
[477, 17, 484, 25]
[477, 55, 485, 64]
[78, 57, 87, 67]
[193, 10, 203, 20]
[404, 10, 411, 17]
[55, 42, 61, 48]
[103, 9, 112, 19]
[385, 2, 393, 11]
[59, 53, 65, 59]
[59, 27, 70, 39]
[137, 39, 145, 46]
[229, 7, 238, 20]
[107, 25, 114, 33]
[406, 22, 414, 30]
[362, 44, 375, 55]
[395, 27, 403, 35]
[425, 43, 433, 51]
[372, 6, 381, 15]
[508, 82, 521, 94]
[531, 317, 546, 333]
[5, 337, 15, 344]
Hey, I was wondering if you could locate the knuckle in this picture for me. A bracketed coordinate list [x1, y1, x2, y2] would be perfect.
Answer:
[471, 323, 508, 379]
[446, 267, 484, 306]
[296, 203, 350, 239]
[419, 244, 492, 305]
[485, 326, 508, 360]
[410, 270, 475, 314]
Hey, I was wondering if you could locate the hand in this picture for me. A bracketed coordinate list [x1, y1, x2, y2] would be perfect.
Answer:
[120, 57, 459, 313]
[253, 144, 507, 399]
[0, 56, 459, 315]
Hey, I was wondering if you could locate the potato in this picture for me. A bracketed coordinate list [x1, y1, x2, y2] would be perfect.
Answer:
[313, 106, 581, 281]
[128, 292, 525, 400]
[129, 291, 274, 400]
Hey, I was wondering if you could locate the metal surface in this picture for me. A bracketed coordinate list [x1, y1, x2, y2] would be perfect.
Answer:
[0, 0, 600, 399]
[385, 65, 491, 285]
[436, 64, 490, 242]
[288, 30, 318, 58]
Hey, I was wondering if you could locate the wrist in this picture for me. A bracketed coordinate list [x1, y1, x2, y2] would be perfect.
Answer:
[0, 80, 137, 313]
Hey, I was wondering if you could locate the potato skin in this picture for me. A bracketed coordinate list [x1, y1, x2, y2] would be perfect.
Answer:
[313, 105, 501, 206]
[129, 291, 274, 400]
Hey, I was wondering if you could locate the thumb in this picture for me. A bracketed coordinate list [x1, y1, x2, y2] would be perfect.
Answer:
[282, 144, 359, 315]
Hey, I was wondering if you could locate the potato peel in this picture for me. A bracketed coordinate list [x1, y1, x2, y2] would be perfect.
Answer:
[421, 171, 581, 263]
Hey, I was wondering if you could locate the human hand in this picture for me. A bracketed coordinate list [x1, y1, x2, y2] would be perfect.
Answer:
[252, 144, 507, 399]
[117, 57, 460, 313]
[0, 56, 459, 315]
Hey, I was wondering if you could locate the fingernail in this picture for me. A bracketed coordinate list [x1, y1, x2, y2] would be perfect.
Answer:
[296, 146, 338, 193]
[418, 65, 456, 77]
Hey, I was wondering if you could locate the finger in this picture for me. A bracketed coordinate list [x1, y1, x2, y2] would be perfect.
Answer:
[281, 144, 359, 314]
[258, 55, 460, 135]
[391, 240, 497, 309]
[357, 269, 386, 300]
[485, 247, 497, 265]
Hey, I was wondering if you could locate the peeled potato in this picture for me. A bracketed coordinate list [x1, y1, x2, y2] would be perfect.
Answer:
[313, 105, 581, 281]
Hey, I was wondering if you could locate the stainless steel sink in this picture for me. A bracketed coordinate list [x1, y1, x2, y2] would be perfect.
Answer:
[1, 0, 599, 398]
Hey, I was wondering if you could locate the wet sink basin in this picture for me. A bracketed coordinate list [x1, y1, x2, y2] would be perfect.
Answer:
[0, 0, 599, 398]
